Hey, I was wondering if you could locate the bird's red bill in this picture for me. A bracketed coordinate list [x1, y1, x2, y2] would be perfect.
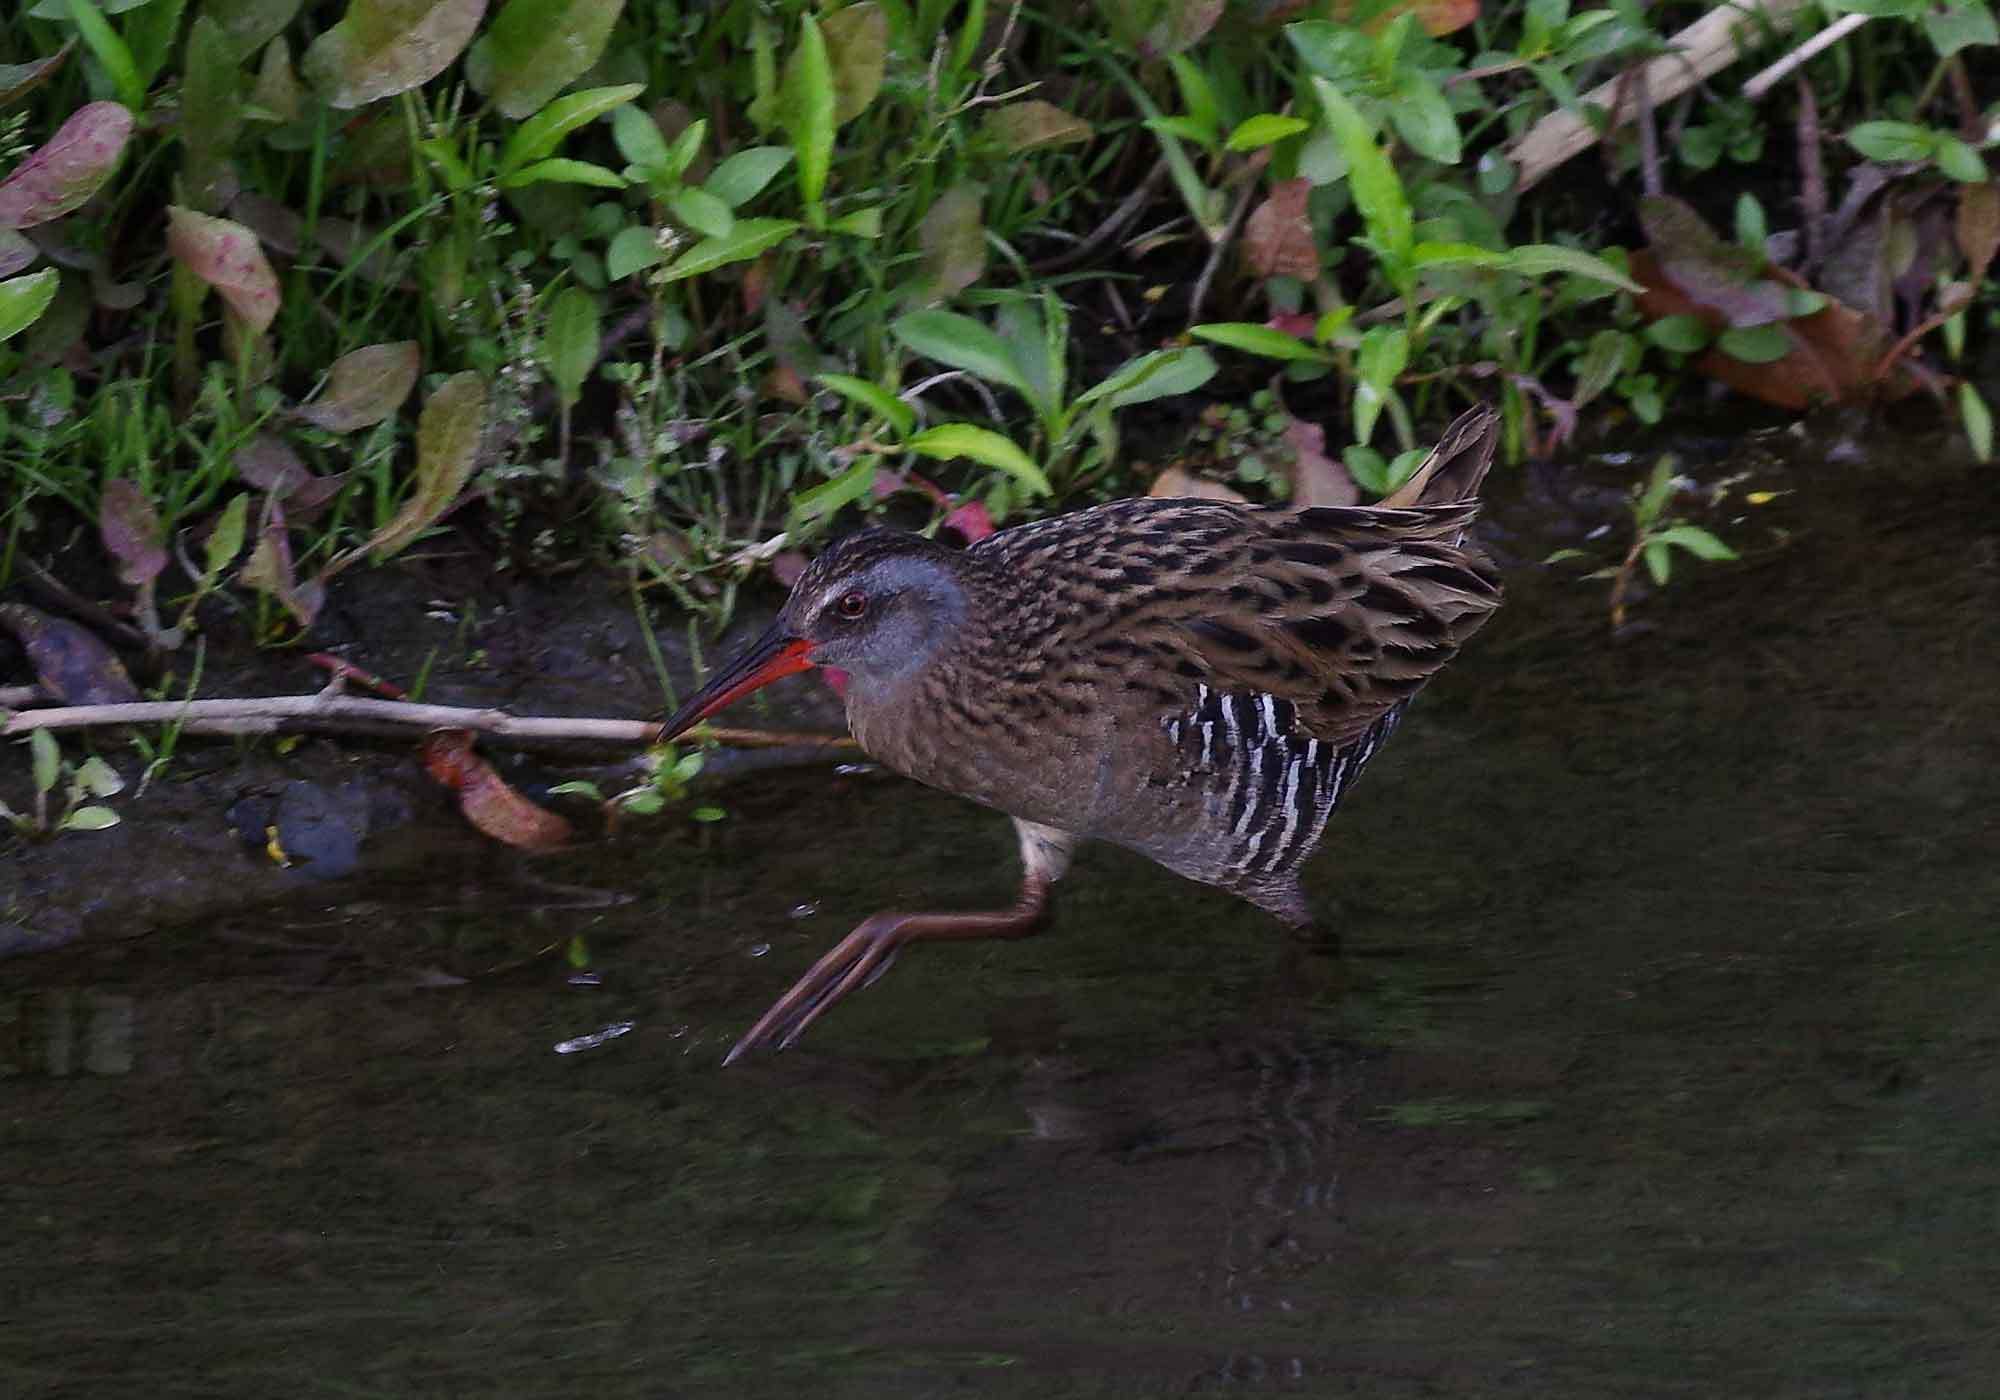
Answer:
[658, 630, 816, 740]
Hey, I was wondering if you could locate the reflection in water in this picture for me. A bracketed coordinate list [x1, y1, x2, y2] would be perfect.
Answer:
[4, 432, 1998, 1397]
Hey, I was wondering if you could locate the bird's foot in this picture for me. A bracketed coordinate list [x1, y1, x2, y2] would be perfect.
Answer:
[723, 912, 910, 1065]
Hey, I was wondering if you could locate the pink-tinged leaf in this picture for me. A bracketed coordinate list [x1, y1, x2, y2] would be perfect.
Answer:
[942, 500, 995, 543]
[364, 371, 486, 562]
[1242, 178, 1320, 281]
[166, 206, 281, 332]
[0, 229, 37, 277]
[0, 102, 134, 230]
[770, 550, 811, 587]
[99, 479, 168, 588]
[981, 100, 1094, 153]
[208, 0, 305, 61]
[235, 432, 312, 493]
[918, 182, 986, 302]
[423, 729, 573, 850]
[1332, 0, 1479, 37]
[1282, 417, 1359, 507]
[821, 2, 887, 123]
[0, 41, 74, 107]
[0, 603, 139, 705]
[302, 0, 490, 111]
[296, 340, 421, 430]
[239, 498, 326, 629]
[1267, 310, 1317, 338]
[1639, 195, 1789, 328]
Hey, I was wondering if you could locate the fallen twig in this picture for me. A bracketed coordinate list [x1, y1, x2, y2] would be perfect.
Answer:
[0, 693, 860, 753]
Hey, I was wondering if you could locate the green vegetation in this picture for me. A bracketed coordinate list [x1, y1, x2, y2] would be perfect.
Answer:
[0, 0, 1995, 643]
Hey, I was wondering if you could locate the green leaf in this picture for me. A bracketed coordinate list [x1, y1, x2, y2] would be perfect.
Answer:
[789, 458, 877, 523]
[669, 186, 735, 238]
[605, 225, 663, 279]
[982, 100, 1094, 152]
[1645, 314, 1712, 353]
[1924, 0, 1998, 55]
[1353, 324, 1409, 443]
[706, 146, 793, 207]
[904, 424, 1052, 496]
[0, 269, 61, 342]
[1224, 114, 1310, 152]
[1312, 77, 1411, 271]
[691, 805, 725, 823]
[1636, 456, 1676, 527]
[1847, 120, 1936, 163]
[829, 206, 881, 238]
[891, 310, 1031, 398]
[60, 0, 144, 111]
[366, 371, 486, 562]
[1504, 243, 1643, 292]
[465, 0, 627, 120]
[204, 494, 250, 577]
[1189, 321, 1335, 363]
[1643, 539, 1672, 585]
[1716, 323, 1791, 363]
[1412, 241, 1506, 269]
[916, 183, 986, 302]
[817, 372, 915, 438]
[610, 103, 673, 176]
[498, 84, 645, 177]
[1388, 70, 1460, 164]
[1167, 53, 1219, 147]
[542, 286, 600, 406]
[1935, 135, 1987, 184]
[659, 218, 799, 281]
[1572, 328, 1629, 408]
[1074, 347, 1217, 411]
[302, 0, 487, 110]
[127, 0, 190, 89]
[1651, 525, 1737, 561]
[496, 157, 627, 190]
[74, 755, 124, 797]
[779, 12, 836, 210]
[1958, 382, 1992, 461]
[61, 805, 121, 832]
[30, 728, 60, 796]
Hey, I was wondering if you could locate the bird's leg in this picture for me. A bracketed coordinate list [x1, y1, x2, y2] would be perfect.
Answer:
[724, 820, 1073, 1065]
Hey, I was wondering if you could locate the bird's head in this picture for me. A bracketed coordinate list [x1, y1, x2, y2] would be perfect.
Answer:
[657, 530, 969, 740]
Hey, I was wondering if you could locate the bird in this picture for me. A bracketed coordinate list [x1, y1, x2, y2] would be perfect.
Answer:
[659, 403, 1504, 1064]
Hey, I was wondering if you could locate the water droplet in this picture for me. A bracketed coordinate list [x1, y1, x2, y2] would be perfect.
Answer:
[553, 1020, 635, 1055]
[566, 971, 602, 987]
[747, 942, 771, 958]
[789, 901, 819, 920]
[834, 763, 878, 776]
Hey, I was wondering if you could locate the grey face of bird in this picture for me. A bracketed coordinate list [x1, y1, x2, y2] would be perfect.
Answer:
[781, 540, 970, 689]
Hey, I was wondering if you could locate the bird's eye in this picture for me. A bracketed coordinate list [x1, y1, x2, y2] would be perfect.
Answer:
[835, 589, 868, 620]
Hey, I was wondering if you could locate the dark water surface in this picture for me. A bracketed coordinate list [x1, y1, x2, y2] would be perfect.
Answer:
[5, 433, 1998, 1397]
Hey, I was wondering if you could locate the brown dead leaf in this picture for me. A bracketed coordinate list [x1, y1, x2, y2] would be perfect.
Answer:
[0, 603, 139, 705]
[1243, 178, 1319, 281]
[422, 728, 573, 851]
[1149, 465, 1249, 503]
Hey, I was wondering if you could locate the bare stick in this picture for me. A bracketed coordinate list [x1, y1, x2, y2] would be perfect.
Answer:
[2, 694, 859, 752]
[1506, 0, 1813, 191]
[1741, 13, 1870, 102]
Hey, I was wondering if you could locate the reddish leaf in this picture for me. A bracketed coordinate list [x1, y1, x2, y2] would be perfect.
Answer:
[98, 479, 168, 588]
[235, 432, 312, 493]
[1335, 0, 1479, 37]
[166, 206, 281, 332]
[1639, 195, 1788, 328]
[422, 729, 574, 851]
[0, 603, 139, 705]
[1243, 178, 1320, 281]
[942, 500, 995, 543]
[0, 102, 134, 230]
[1631, 250, 1917, 409]
[361, 371, 486, 561]
[1956, 181, 1999, 282]
[296, 340, 421, 430]
[1283, 417, 1359, 507]
[0, 41, 73, 108]
[1143, 0, 1224, 56]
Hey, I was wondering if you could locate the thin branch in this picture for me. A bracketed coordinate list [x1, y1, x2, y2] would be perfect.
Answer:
[2, 693, 859, 753]
[1741, 13, 1870, 102]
